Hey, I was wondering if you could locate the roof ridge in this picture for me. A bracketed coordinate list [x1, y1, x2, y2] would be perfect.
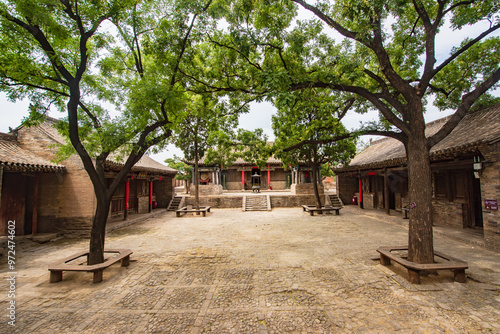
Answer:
[0, 132, 16, 141]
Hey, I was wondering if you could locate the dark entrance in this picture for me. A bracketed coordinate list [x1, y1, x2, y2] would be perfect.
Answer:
[467, 171, 483, 228]
[0, 173, 32, 235]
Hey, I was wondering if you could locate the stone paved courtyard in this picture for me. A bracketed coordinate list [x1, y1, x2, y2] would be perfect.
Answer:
[2, 207, 500, 333]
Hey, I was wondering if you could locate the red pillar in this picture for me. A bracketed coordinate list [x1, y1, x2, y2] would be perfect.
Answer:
[124, 181, 129, 220]
[149, 180, 153, 212]
[242, 170, 245, 189]
[268, 168, 271, 188]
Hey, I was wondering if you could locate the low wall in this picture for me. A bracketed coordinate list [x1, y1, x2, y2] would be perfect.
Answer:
[271, 195, 324, 208]
[185, 196, 243, 208]
[185, 194, 325, 209]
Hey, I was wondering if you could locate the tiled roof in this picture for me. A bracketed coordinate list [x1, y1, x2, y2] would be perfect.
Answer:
[105, 154, 177, 175]
[133, 155, 177, 174]
[14, 117, 175, 175]
[42, 117, 176, 175]
[186, 142, 283, 166]
[337, 103, 500, 172]
[186, 155, 283, 167]
[0, 133, 65, 172]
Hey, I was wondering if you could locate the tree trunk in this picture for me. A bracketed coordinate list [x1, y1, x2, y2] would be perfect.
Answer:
[88, 193, 111, 265]
[312, 163, 322, 209]
[194, 149, 200, 211]
[406, 129, 434, 264]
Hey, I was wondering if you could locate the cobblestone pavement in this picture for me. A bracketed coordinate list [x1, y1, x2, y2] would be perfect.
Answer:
[2, 207, 500, 333]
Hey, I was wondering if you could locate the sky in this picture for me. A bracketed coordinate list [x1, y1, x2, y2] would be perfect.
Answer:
[0, 6, 498, 165]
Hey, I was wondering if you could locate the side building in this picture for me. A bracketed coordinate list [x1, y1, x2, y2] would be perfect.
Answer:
[335, 104, 500, 252]
[0, 117, 176, 238]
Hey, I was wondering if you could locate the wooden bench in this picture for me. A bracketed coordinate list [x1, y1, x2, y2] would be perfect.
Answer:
[48, 249, 133, 283]
[377, 246, 468, 284]
[176, 206, 211, 217]
[302, 205, 342, 216]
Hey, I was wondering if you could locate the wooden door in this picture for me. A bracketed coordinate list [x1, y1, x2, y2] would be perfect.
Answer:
[0, 173, 26, 235]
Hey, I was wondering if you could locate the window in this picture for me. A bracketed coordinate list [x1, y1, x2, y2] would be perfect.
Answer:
[452, 171, 466, 199]
[434, 172, 447, 198]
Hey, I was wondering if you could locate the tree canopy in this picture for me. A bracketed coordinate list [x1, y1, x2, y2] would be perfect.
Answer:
[273, 88, 356, 207]
[207, 0, 500, 263]
[0, 0, 223, 264]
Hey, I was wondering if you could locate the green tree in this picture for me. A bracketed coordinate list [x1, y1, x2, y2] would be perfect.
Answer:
[165, 156, 193, 193]
[175, 94, 239, 210]
[0, 0, 216, 264]
[273, 88, 356, 208]
[320, 163, 335, 178]
[212, 0, 499, 264]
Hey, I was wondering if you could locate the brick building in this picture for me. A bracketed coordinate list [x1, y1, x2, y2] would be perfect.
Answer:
[0, 118, 176, 238]
[335, 104, 500, 251]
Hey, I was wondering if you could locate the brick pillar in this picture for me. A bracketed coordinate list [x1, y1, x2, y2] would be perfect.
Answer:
[480, 143, 500, 252]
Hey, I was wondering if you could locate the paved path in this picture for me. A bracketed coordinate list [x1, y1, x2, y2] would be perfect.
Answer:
[2, 207, 499, 333]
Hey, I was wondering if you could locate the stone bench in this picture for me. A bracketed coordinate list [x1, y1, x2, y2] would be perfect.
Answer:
[176, 206, 211, 217]
[377, 246, 468, 284]
[302, 205, 342, 216]
[48, 249, 133, 283]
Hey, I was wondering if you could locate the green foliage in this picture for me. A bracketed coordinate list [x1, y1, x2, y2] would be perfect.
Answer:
[165, 156, 192, 181]
[205, 128, 273, 168]
[175, 93, 239, 164]
[272, 88, 357, 169]
[432, 37, 500, 110]
[321, 163, 335, 177]
[212, 0, 499, 139]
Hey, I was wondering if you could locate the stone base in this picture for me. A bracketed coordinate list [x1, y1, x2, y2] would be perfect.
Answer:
[291, 183, 324, 195]
[190, 184, 224, 196]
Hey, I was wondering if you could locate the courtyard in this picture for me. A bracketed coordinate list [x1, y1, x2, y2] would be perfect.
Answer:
[2, 206, 499, 333]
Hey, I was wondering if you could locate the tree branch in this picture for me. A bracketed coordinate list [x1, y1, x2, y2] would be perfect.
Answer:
[427, 67, 500, 148]
[207, 35, 262, 71]
[292, 0, 358, 40]
[171, 0, 213, 86]
[442, 0, 475, 17]
[338, 97, 355, 121]
[433, 23, 500, 77]
[282, 129, 406, 152]
[290, 81, 411, 135]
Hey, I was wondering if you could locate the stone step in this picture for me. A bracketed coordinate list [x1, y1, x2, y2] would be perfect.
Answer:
[167, 197, 183, 211]
[244, 195, 270, 211]
[329, 194, 343, 207]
